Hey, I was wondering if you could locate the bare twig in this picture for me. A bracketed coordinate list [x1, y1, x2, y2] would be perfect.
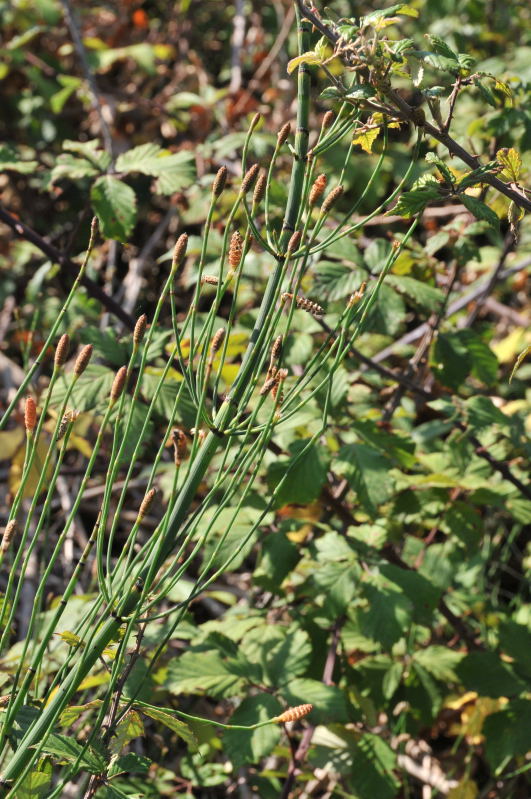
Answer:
[59, 0, 114, 155]
[0, 204, 135, 330]
[229, 0, 246, 94]
[371, 258, 531, 363]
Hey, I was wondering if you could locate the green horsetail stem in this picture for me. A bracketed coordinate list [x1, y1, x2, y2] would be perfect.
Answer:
[0, 9, 313, 794]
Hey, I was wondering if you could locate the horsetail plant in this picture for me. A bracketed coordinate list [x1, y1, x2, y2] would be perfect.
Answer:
[0, 2, 527, 796]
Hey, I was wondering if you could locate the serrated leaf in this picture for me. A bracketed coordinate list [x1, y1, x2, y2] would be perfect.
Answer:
[109, 710, 144, 755]
[164, 649, 245, 698]
[267, 440, 328, 508]
[59, 700, 103, 727]
[50, 153, 101, 182]
[138, 705, 198, 752]
[425, 34, 458, 61]
[425, 152, 455, 185]
[16, 762, 52, 799]
[345, 85, 376, 100]
[385, 274, 444, 311]
[496, 147, 522, 182]
[51, 364, 115, 412]
[483, 699, 531, 773]
[392, 185, 441, 216]
[91, 175, 137, 241]
[116, 144, 195, 195]
[79, 327, 129, 366]
[111, 752, 151, 775]
[380, 564, 441, 624]
[413, 646, 464, 681]
[350, 733, 399, 799]
[223, 694, 283, 767]
[240, 625, 311, 686]
[6, 706, 105, 773]
[336, 443, 394, 516]
[352, 127, 380, 153]
[460, 194, 499, 229]
[282, 678, 348, 724]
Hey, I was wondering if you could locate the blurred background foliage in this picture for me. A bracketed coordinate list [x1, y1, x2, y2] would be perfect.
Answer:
[0, 1, 530, 798]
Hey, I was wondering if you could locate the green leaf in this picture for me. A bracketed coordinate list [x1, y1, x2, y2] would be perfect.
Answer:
[198, 502, 264, 571]
[111, 753, 151, 775]
[456, 652, 525, 698]
[16, 762, 52, 799]
[385, 274, 444, 312]
[424, 35, 458, 61]
[413, 646, 464, 682]
[313, 262, 367, 302]
[350, 420, 415, 468]
[139, 705, 198, 752]
[380, 564, 441, 624]
[464, 395, 509, 430]
[109, 710, 144, 755]
[112, 400, 155, 461]
[484, 699, 531, 773]
[51, 364, 115, 412]
[431, 332, 470, 390]
[282, 678, 349, 724]
[350, 733, 399, 799]
[79, 327, 129, 366]
[425, 152, 455, 186]
[91, 175, 137, 241]
[460, 194, 499, 229]
[6, 706, 106, 773]
[116, 144, 195, 195]
[240, 625, 311, 686]
[141, 368, 183, 419]
[254, 532, 299, 591]
[164, 649, 245, 698]
[223, 694, 283, 767]
[455, 161, 499, 190]
[267, 440, 328, 508]
[50, 153, 101, 182]
[359, 582, 411, 648]
[345, 85, 376, 100]
[336, 443, 394, 516]
[392, 185, 441, 217]
[0, 145, 38, 174]
[59, 700, 103, 727]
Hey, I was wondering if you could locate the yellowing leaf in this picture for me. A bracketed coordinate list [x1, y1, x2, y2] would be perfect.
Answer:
[109, 709, 144, 755]
[497, 147, 522, 182]
[78, 670, 110, 691]
[448, 779, 479, 799]
[0, 428, 24, 460]
[9, 436, 54, 500]
[287, 52, 323, 75]
[60, 700, 103, 727]
[57, 631, 85, 648]
[352, 127, 380, 153]
[491, 327, 528, 363]
[509, 344, 531, 383]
